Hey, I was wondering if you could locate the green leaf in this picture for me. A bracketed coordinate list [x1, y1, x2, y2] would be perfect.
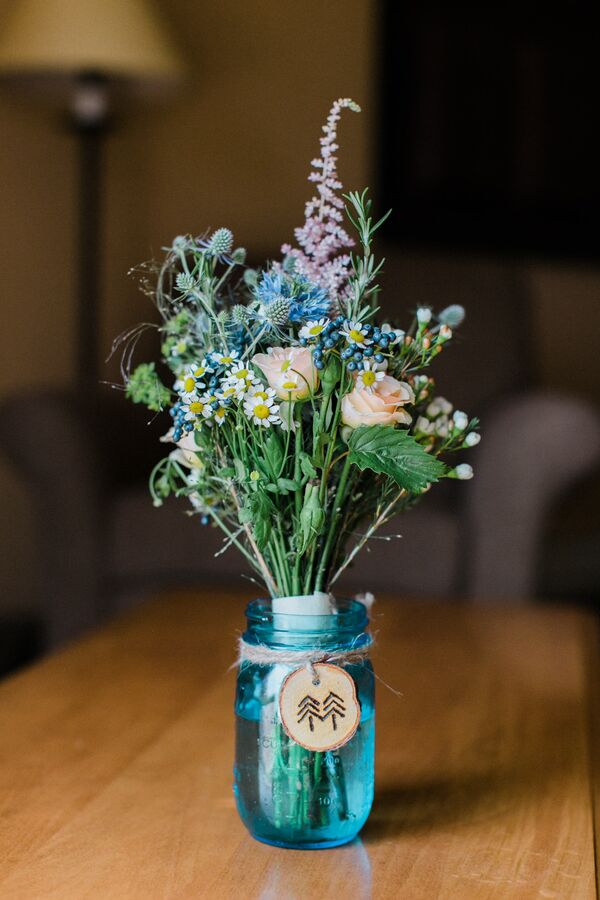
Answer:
[299, 452, 318, 479]
[264, 432, 284, 477]
[240, 491, 272, 549]
[277, 477, 301, 493]
[348, 426, 446, 493]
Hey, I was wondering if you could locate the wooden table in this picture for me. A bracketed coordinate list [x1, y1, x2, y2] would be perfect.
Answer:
[0, 590, 597, 899]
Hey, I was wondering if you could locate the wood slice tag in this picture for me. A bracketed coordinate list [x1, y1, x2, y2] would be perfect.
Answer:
[278, 663, 361, 752]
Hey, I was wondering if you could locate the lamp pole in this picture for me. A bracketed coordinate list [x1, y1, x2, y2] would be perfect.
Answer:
[71, 73, 110, 392]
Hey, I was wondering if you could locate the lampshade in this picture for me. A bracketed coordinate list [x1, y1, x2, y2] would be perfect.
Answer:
[0, 0, 183, 84]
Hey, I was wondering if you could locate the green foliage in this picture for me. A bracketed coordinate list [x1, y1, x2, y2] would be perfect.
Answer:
[239, 491, 273, 550]
[348, 425, 447, 494]
[126, 363, 171, 412]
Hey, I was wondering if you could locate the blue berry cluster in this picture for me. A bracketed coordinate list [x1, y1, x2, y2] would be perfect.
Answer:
[170, 401, 189, 441]
[300, 318, 393, 371]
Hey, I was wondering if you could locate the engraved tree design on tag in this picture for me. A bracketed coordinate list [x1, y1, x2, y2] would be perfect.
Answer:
[296, 695, 322, 732]
[321, 691, 346, 731]
[280, 663, 361, 752]
[296, 691, 347, 733]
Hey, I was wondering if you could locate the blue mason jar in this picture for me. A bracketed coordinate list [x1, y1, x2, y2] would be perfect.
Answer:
[233, 598, 375, 849]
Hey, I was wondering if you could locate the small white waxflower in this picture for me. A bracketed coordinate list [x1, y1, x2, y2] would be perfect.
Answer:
[452, 411, 469, 431]
[465, 432, 481, 447]
[341, 321, 372, 346]
[299, 318, 329, 341]
[213, 349, 240, 366]
[417, 307, 432, 325]
[455, 463, 474, 480]
[381, 324, 405, 345]
[427, 397, 453, 418]
[439, 324, 453, 342]
[356, 360, 385, 393]
[416, 416, 434, 435]
[434, 416, 451, 438]
[243, 394, 281, 428]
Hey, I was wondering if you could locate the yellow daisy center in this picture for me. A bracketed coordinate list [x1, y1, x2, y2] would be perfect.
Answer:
[215, 407, 225, 419]
[194, 366, 206, 377]
[183, 376, 195, 393]
[189, 401, 204, 414]
[254, 391, 268, 400]
[362, 370, 376, 387]
[235, 368, 249, 379]
[309, 324, 324, 335]
[281, 380, 297, 391]
[281, 360, 292, 371]
[221, 356, 233, 364]
[254, 404, 270, 419]
[349, 329, 365, 344]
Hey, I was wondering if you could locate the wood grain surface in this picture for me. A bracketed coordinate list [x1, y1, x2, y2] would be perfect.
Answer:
[0, 590, 596, 899]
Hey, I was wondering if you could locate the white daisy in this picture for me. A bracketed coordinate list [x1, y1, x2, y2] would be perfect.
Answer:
[243, 394, 281, 428]
[224, 362, 258, 394]
[299, 318, 328, 342]
[341, 321, 372, 347]
[356, 360, 385, 393]
[213, 349, 240, 367]
[217, 382, 240, 401]
[245, 384, 277, 403]
[212, 403, 228, 427]
[182, 395, 208, 421]
[191, 359, 214, 380]
[276, 373, 301, 394]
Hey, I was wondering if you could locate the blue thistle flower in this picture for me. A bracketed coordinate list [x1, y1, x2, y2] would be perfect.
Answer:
[255, 270, 331, 325]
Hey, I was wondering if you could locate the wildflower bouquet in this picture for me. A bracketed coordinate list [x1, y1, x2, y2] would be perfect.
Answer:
[121, 98, 480, 847]
[124, 98, 480, 601]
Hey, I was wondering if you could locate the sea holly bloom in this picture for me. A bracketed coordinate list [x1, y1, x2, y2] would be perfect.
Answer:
[252, 347, 318, 400]
[356, 360, 385, 393]
[243, 394, 282, 428]
[341, 375, 414, 428]
[299, 318, 329, 342]
[341, 321, 372, 347]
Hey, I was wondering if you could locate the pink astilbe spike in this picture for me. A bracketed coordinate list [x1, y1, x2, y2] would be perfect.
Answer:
[281, 98, 361, 302]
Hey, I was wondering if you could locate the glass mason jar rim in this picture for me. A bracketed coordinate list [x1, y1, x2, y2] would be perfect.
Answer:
[244, 597, 370, 650]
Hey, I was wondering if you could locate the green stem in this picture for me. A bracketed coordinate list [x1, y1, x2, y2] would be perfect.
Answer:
[315, 455, 353, 591]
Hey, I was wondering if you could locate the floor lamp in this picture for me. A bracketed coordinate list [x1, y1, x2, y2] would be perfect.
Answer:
[0, 0, 183, 392]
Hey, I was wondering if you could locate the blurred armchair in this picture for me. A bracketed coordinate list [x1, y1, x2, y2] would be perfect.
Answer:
[2, 250, 599, 647]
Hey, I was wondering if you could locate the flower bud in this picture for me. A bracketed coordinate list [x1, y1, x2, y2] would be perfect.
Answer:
[454, 463, 474, 480]
[465, 432, 481, 447]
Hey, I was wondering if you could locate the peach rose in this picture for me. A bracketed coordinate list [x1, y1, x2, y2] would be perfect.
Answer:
[341, 375, 414, 428]
[252, 347, 319, 400]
